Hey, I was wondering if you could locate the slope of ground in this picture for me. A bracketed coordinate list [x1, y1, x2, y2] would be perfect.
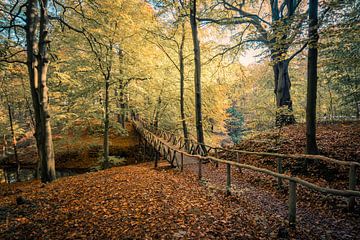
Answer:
[220, 121, 360, 185]
[0, 122, 141, 169]
[1, 162, 359, 239]
[239, 121, 360, 162]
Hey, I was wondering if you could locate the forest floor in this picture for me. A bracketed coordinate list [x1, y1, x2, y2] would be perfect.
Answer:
[1, 161, 359, 240]
[239, 121, 360, 162]
[0, 121, 359, 239]
[221, 121, 360, 188]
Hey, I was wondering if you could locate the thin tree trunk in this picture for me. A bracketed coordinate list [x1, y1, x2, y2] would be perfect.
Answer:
[354, 97, 359, 119]
[153, 95, 162, 130]
[119, 81, 126, 128]
[103, 75, 110, 168]
[190, 0, 205, 152]
[38, 0, 56, 182]
[2, 135, 6, 157]
[327, 83, 334, 121]
[8, 104, 20, 181]
[179, 22, 189, 151]
[306, 0, 319, 154]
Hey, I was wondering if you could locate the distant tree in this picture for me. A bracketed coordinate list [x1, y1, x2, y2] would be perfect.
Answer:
[145, 1, 191, 150]
[320, 0, 360, 119]
[225, 105, 244, 144]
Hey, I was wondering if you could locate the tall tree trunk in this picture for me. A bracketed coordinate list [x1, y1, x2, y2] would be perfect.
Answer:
[103, 75, 110, 168]
[119, 80, 126, 128]
[26, 0, 42, 179]
[273, 59, 296, 126]
[306, 0, 319, 154]
[179, 22, 189, 151]
[38, 0, 56, 182]
[8, 104, 20, 181]
[190, 0, 205, 152]
[26, 0, 55, 182]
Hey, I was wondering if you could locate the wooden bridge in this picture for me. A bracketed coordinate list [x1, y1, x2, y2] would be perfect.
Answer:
[132, 119, 360, 227]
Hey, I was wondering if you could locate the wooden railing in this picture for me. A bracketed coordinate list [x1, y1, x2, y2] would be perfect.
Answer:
[133, 120, 359, 226]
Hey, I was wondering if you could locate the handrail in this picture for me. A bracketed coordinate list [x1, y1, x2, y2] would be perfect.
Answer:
[134, 120, 359, 197]
[137, 118, 360, 167]
[133, 119, 359, 226]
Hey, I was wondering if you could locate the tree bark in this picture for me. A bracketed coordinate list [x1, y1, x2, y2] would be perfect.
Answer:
[179, 22, 190, 151]
[26, 0, 42, 179]
[306, 0, 319, 154]
[273, 60, 296, 126]
[190, 0, 205, 152]
[119, 80, 126, 128]
[38, 0, 56, 182]
[103, 75, 110, 168]
[26, 0, 56, 182]
[153, 95, 161, 130]
[8, 104, 20, 181]
[2, 135, 6, 158]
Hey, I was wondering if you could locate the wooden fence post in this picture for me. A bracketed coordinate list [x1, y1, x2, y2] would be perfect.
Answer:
[226, 163, 231, 195]
[277, 158, 283, 189]
[289, 180, 297, 227]
[348, 164, 357, 211]
[181, 152, 184, 172]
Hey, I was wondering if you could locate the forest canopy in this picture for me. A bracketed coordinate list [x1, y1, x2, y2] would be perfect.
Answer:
[0, 0, 359, 182]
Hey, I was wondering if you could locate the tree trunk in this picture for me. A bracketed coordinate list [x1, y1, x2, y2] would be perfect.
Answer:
[152, 95, 161, 130]
[306, 0, 319, 154]
[103, 75, 110, 168]
[273, 60, 296, 126]
[119, 80, 126, 128]
[8, 104, 20, 181]
[26, 0, 42, 179]
[354, 97, 360, 119]
[2, 135, 6, 157]
[26, 0, 55, 182]
[190, 0, 205, 152]
[38, 0, 56, 182]
[179, 22, 190, 151]
[327, 83, 334, 121]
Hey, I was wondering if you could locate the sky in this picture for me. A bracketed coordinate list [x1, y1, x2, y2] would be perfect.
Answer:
[239, 49, 261, 66]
